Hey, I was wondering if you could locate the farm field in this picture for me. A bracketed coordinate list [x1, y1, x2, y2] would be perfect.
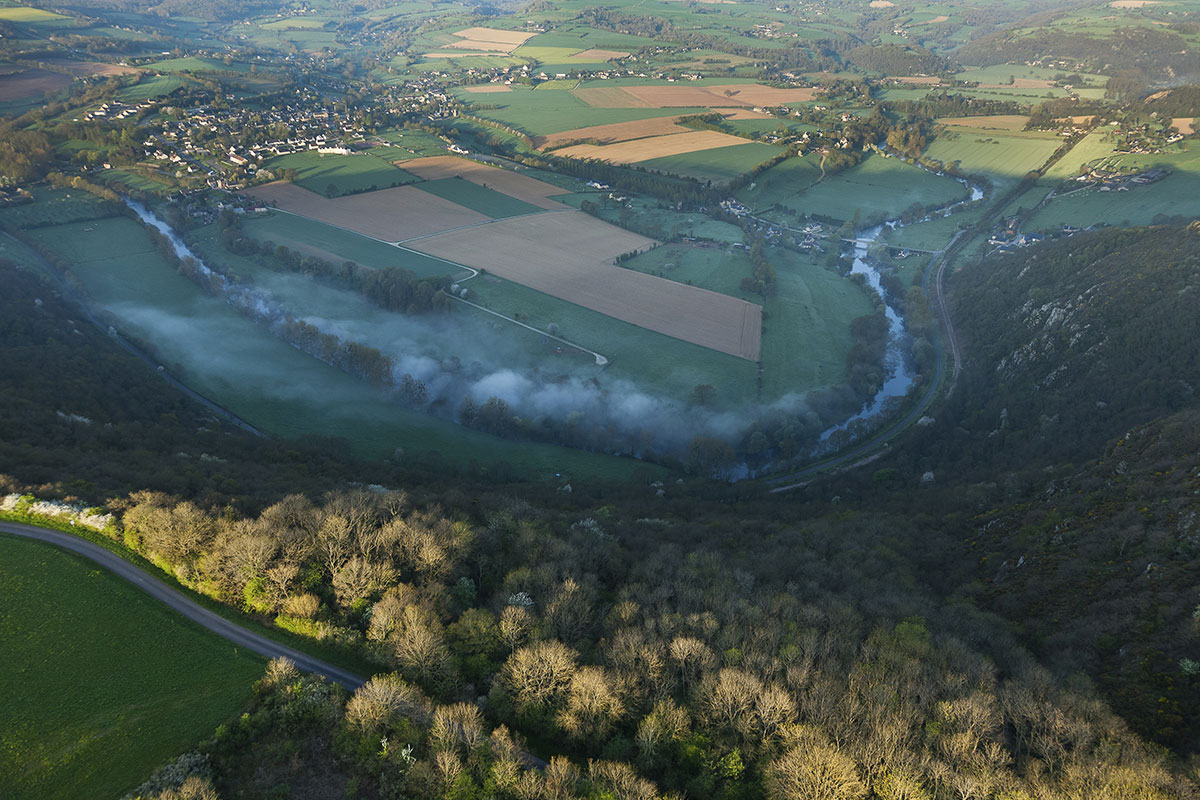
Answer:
[1025, 172, 1200, 231]
[640, 141, 782, 183]
[24, 216, 641, 480]
[0, 68, 71, 102]
[924, 125, 1060, 189]
[773, 154, 968, 222]
[456, 86, 700, 135]
[463, 275, 760, 406]
[0, 534, 263, 800]
[409, 211, 763, 359]
[554, 130, 755, 164]
[572, 83, 818, 108]
[395, 156, 570, 208]
[621, 243, 762, 302]
[535, 116, 691, 149]
[119, 74, 189, 101]
[39, 58, 140, 78]
[0, 6, 70, 23]
[557, 193, 746, 242]
[235, 213, 462, 278]
[374, 129, 452, 160]
[246, 182, 491, 242]
[0, 187, 113, 228]
[265, 150, 420, 197]
[1042, 131, 1120, 182]
[413, 177, 543, 218]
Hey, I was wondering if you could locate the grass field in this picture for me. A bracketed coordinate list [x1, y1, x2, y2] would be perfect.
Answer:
[413, 177, 543, 218]
[25, 216, 649, 481]
[266, 151, 420, 197]
[556, 193, 746, 242]
[0, 6, 69, 22]
[1041, 131, 1119, 182]
[143, 56, 251, 73]
[237, 213, 462, 278]
[771, 154, 968, 222]
[924, 126, 1060, 189]
[640, 140, 782, 183]
[457, 86, 698, 136]
[119, 74, 189, 101]
[0, 534, 263, 800]
[0, 187, 112, 229]
[736, 152, 826, 209]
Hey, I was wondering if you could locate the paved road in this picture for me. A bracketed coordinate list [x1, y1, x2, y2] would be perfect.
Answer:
[0, 520, 366, 690]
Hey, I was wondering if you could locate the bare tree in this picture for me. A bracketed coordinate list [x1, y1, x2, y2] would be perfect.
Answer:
[501, 640, 578, 711]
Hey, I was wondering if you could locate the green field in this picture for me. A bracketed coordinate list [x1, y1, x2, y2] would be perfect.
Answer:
[736, 152, 826, 209]
[457, 86, 700, 136]
[413, 177, 543, 218]
[142, 56, 251, 73]
[119, 74, 190, 101]
[0, 187, 112, 229]
[375, 128, 452, 160]
[463, 274, 760, 407]
[0, 534, 263, 800]
[622, 243, 760, 302]
[25, 216, 649, 481]
[0, 6, 69, 22]
[556, 193, 746, 242]
[924, 127, 1060, 189]
[260, 16, 329, 30]
[266, 151, 419, 197]
[237, 212, 462, 278]
[640, 141, 782, 184]
[1042, 131, 1119, 182]
[778, 154, 969, 223]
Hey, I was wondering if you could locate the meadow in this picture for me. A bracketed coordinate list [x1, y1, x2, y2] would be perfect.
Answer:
[119, 74, 190, 101]
[456, 86, 701, 135]
[640, 140, 783, 184]
[1041, 131, 1119, 182]
[924, 126, 1060, 189]
[265, 150, 420, 197]
[736, 152, 826, 209]
[0, 534, 263, 800]
[25, 216, 646, 481]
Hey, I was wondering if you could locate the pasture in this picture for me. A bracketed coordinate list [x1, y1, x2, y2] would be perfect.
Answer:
[736, 152, 826, 209]
[0, 5, 69, 23]
[924, 126, 1061, 188]
[456, 86, 697, 135]
[24, 216, 642, 480]
[1042, 131, 1119, 181]
[246, 182, 490, 242]
[767, 154, 968, 222]
[640, 141, 782, 183]
[413, 177, 543, 218]
[0, 187, 112, 229]
[1025, 168, 1200, 231]
[265, 150, 420, 197]
[119, 74, 190, 101]
[0, 534, 262, 800]
[536, 116, 691, 149]
[409, 211, 764, 360]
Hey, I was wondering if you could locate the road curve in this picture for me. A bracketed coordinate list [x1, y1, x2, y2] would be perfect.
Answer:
[0, 520, 366, 690]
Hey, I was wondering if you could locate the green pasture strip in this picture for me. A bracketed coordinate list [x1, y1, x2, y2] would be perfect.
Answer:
[640, 141, 783, 184]
[412, 176, 544, 218]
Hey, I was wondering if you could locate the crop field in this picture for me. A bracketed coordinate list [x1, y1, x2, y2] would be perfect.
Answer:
[770, 154, 968, 222]
[0, 68, 72, 101]
[464, 272, 760, 406]
[463, 84, 512, 93]
[39, 58, 140, 78]
[555, 130, 755, 164]
[264, 150, 420, 197]
[0, 5, 69, 22]
[414, 177, 543, 218]
[229, 214, 459, 278]
[457, 86, 698, 135]
[0, 535, 263, 800]
[396, 156, 570, 208]
[935, 115, 1029, 130]
[409, 211, 762, 359]
[640, 141, 782, 183]
[246, 182, 491, 242]
[25, 216, 641, 479]
[924, 126, 1060, 188]
[535, 116, 691, 149]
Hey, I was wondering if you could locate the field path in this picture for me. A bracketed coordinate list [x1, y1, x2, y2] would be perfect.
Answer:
[0, 520, 366, 689]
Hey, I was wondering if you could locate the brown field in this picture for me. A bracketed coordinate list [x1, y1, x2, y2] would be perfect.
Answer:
[1172, 117, 1195, 135]
[41, 59, 140, 77]
[246, 182, 490, 242]
[424, 52, 497, 58]
[869, 0, 896, 6]
[1110, 0, 1158, 6]
[980, 79, 1055, 89]
[936, 115, 1030, 130]
[572, 87, 654, 108]
[535, 117, 691, 149]
[453, 27, 534, 45]
[569, 48, 630, 61]
[623, 84, 818, 107]
[925, 14, 950, 23]
[0, 68, 72, 101]
[1146, 90, 1169, 101]
[555, 130, 752, 164]
[410, 212, 762, 359]
[441, 27, 534, 54]
[396, 156, 569, 209]
[892, 76, 942, 85]
[463, 84, 512, 93]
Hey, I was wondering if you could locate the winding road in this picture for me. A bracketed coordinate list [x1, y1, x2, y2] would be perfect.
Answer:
[0, 520, 366, 690]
